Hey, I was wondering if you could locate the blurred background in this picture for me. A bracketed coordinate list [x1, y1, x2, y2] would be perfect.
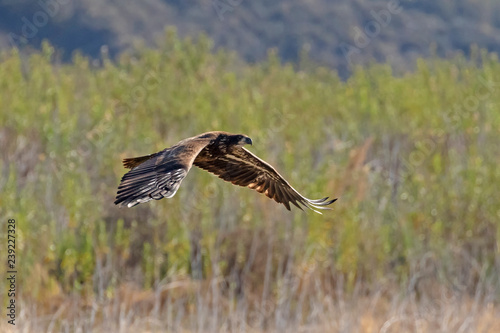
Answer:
[0, 0, 499, 332]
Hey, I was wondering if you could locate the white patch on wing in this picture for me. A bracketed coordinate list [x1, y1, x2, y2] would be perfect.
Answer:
[128, 197, 153, 208]
[163, 186, 179, 198]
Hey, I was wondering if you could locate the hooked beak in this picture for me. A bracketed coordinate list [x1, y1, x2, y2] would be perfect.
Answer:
[245, 137, 253, 146]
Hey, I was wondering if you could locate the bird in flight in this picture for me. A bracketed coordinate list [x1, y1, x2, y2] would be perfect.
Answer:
[114, 131, 337, 213]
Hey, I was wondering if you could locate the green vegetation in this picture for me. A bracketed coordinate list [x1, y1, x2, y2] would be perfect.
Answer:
[1, 31, 499, 331]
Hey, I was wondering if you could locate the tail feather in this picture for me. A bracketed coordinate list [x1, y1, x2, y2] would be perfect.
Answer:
[123, 153, 158, 169]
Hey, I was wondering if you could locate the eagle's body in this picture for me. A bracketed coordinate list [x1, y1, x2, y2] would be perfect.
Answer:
[114, 131, 336, 213]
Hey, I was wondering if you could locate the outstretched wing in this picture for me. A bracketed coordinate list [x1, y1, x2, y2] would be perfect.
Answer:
[115, 145, 207, 208]
[193, 147, 336, 213]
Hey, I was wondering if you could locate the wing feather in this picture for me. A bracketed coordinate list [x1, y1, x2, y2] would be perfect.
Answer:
[194, 147, 337, 213]
[266, 180, 276, 199]
[115, 142, 211, 208]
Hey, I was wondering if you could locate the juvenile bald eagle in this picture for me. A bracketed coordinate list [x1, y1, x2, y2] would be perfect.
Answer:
[114, 131, 336, 213]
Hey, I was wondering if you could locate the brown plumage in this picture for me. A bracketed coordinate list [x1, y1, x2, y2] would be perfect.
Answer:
[114, 131, 337, 213]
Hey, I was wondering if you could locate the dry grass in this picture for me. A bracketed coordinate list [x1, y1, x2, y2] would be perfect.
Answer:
[3, 277, 500, 333]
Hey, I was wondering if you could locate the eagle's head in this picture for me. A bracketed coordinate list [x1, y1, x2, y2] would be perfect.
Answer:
[220, 133, 253, 146]
[235, 134, 253, 146]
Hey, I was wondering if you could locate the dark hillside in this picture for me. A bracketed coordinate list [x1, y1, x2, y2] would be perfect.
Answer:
[1, 0, 500, 76]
